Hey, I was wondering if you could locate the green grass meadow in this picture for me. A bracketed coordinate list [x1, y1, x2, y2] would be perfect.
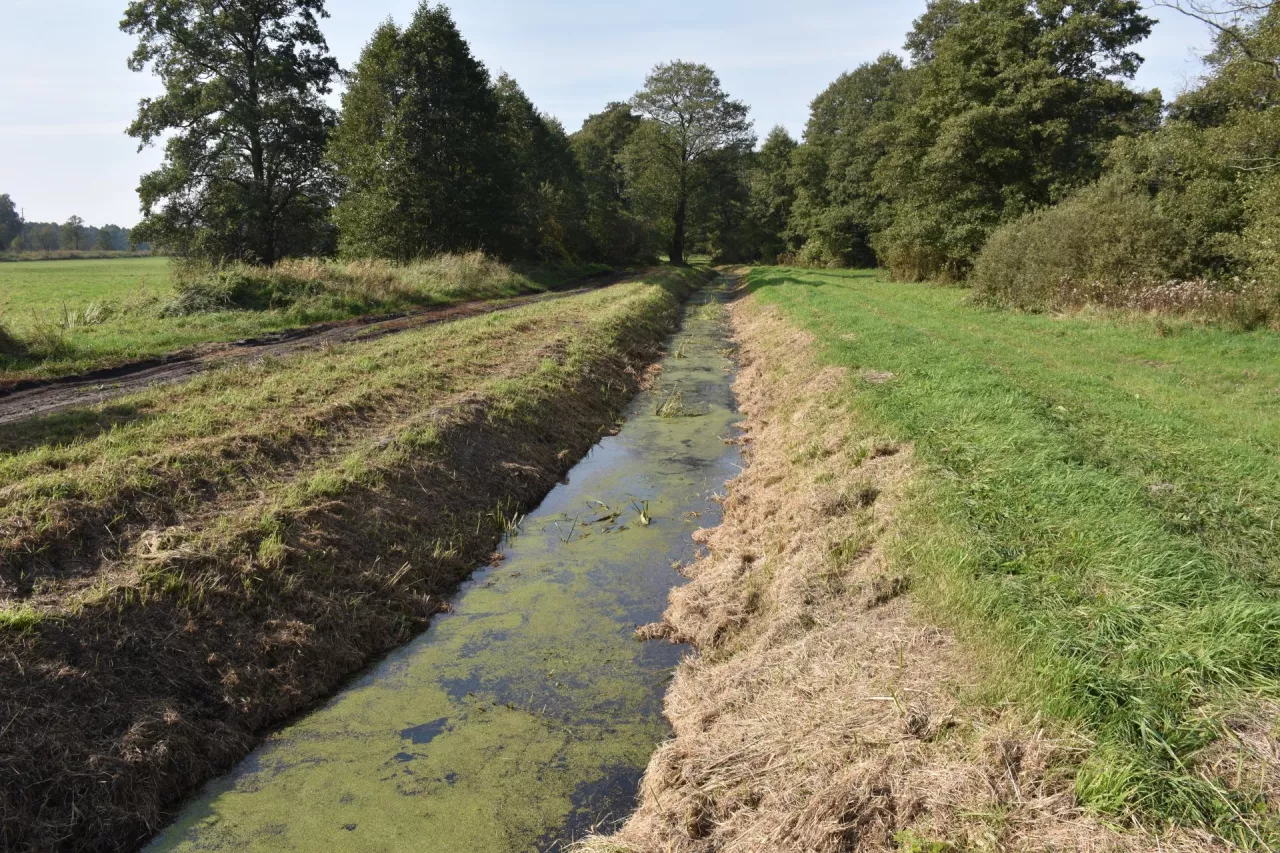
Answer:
[0, 257, 171, 317]
[749, 266, 1280, 843]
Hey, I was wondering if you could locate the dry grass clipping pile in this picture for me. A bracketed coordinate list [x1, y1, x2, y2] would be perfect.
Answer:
[580, 299, 1215, 852]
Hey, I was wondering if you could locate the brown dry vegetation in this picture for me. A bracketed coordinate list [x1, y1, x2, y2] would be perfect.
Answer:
[579, 298, 1216, 852]
[0, 267, 708, 853]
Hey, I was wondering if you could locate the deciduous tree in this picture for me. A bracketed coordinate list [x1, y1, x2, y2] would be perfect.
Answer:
[60, 215, 85, 251]
[572, 103, 654, 262]
[872, 0, 1158, 279]
[329, 4, 508, 260]
[788, 54, 904, 266]
[121, 0, 340, 264]
[748, 126, 799, 262]
[626, 61, 754, 265]
[0, 195, 21, 250]
[494, 73, 587, 260]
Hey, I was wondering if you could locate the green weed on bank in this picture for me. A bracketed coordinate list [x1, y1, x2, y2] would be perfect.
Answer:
[749, 266, 1280, 845]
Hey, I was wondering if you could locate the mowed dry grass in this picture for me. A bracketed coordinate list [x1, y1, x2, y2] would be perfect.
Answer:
[0, 267, 707, 853]
[579, 298, 1215, 853]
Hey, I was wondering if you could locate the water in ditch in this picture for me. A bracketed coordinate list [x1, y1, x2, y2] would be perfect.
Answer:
[147, 279, 743, 852]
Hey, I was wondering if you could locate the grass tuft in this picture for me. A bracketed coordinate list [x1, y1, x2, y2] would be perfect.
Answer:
[0, 605, 42, 632]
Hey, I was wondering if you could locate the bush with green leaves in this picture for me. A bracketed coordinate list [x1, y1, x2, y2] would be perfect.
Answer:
[970, 179, 1187, 310]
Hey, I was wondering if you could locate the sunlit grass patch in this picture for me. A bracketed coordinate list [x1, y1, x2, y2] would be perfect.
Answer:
[0, 605, 42, 632]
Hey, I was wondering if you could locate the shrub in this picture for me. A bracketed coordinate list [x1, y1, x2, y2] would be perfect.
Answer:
[970, 180, 1187, 310]
[970, 180, 1280, 329]
[870, 204, 986, 283]
[778, 238, 842, 269]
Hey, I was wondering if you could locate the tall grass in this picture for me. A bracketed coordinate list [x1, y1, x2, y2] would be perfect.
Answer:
[166, 252, 537, 315]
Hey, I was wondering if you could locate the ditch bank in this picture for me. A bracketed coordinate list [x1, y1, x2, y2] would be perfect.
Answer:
[0, 268, 713, 853]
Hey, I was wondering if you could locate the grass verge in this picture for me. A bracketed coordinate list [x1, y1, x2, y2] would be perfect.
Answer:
[0, 253, 611, 383]
[0, 264, 709, 853]
[737, 266, 1280, 846]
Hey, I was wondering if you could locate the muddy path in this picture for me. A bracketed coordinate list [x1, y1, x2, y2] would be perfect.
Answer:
[144, 278, 743, 852]
[0, 284, 609, 427]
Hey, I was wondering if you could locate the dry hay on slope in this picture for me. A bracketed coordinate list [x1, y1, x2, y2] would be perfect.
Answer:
[579, 301, 1216, 852]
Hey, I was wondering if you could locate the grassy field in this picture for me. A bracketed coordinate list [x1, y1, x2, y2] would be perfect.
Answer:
[0, 265, 708, 851]
[0, 256, 171, 316]
[0, 254, 609, 383]
[749, 267, 1280, 844]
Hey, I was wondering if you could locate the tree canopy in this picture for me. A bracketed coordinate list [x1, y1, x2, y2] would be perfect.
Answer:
[121, 0, 340, 263]
[571, 103, 655, 263]
[329, 4, 510, 260]
[0, 195, 21, 251]
[626, 61, 754, 265]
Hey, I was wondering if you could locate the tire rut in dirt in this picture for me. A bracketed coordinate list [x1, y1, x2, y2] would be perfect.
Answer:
[0, 288, 591, 427]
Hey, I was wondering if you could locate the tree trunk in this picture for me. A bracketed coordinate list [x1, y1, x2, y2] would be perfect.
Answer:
[246, 15, 273, 265]
[671, 193, 687, 266]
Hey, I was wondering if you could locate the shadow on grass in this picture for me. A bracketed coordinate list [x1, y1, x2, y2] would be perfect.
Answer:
[0, 403, 153, 455]
[744, 266, 882, 296]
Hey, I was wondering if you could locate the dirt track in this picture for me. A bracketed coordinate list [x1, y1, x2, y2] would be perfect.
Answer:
[0, 287, 594, 427]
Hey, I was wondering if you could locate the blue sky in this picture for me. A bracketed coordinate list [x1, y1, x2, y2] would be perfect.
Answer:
[1, 1, 1213, 226]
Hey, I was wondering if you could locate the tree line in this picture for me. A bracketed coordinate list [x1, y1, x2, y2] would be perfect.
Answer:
[118, 0, 1280, 300]
[0, 196, 136, 253]
[750, 0, 1280, 311]
[122, 0, 757, 268]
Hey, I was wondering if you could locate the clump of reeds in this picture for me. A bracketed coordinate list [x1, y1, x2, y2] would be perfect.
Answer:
[656, 389, 689, 417]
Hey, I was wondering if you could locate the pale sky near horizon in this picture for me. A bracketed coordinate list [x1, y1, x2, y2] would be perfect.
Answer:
[1, 1, 1213, 226]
